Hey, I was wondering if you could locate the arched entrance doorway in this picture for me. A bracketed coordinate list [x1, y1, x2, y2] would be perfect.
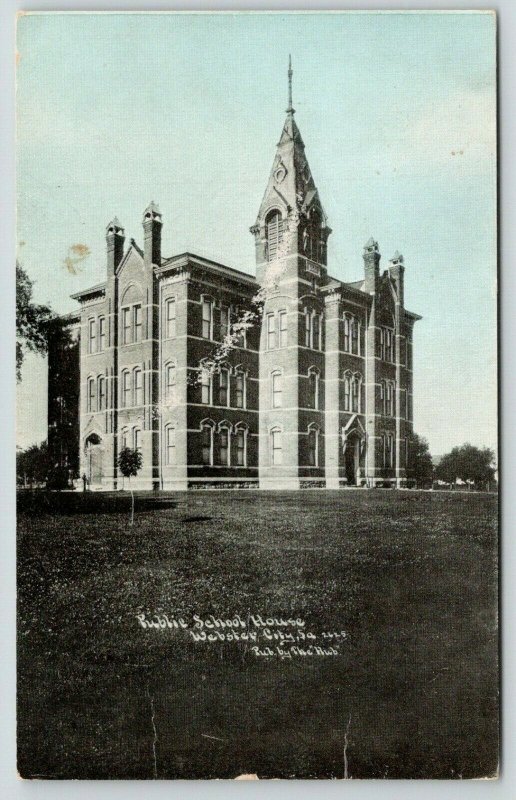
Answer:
[85, 433, 103, 487]
[342, 418, 366, 487]
[344, 432, 361, 486]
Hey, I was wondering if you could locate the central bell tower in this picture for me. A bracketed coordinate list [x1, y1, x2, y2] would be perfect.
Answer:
[252, 59, 331, 489]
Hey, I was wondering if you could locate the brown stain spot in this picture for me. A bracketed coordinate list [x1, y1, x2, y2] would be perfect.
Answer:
[63, 244, 91, 275]
[16, 50, 21, 66]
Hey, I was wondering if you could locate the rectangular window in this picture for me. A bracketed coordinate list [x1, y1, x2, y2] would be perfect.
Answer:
[218, 369, 228, 406]
[201, 368, 211, 405]
[166, 363, 176, 400]
[201, 426, 212, 465]
[219, 429, 229, 466]
[133, 305, 142, 343]
[166, 298, 176, 338]
[305, 310, 311, 347]
[122, 371, 131, 407]
[271, 429, 283, 466]
[166, 427, 176, 465]
[351, 319, 359, 355]
[133, 369, 143, 406]
[87, 378, 95, 411]
[267, 313, 276, 350]
[122, 308, 131, 345]
[220, 306, 229, 341]
[202, 299, 213, 339]
[121, 430, 128, 450]
[98, 377, 106, 410]
[88, 319, 96, 354]
[98, 317, 106, 351]
[352, 379, 359, 413]
[235, 430, 246, 466]
[272, 372, 282, 408]
[134, 428, 141, 452]
[313, 313, 320, 351]
[383, 328, 394, 362]
[279, 310, 288, 348]
[235, 372, 245, 409]
[344, 377, 351, 412]
[344, 317, 350, 352]
[308, 429, 318, 467]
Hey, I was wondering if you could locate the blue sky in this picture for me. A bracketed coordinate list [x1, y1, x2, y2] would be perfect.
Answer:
[16, 11, 497, 456]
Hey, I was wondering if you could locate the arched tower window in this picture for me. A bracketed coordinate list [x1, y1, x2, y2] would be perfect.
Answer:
[265, 209, 284, 261]
[307, 424, 320, 467]
[308, 209, 322, 261]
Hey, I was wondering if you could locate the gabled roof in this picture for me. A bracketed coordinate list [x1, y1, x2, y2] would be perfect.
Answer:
[157, 252, 258, 288]
[70, 282, 106, 301]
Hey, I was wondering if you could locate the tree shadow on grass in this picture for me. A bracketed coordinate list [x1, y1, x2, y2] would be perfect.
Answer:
[17, 490, 178, 516]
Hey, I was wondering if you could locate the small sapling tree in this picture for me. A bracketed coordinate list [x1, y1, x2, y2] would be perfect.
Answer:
[117, 447, 143, 525]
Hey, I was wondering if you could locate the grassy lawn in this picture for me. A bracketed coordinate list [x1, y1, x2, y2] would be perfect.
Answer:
[17, 490, 498, 779]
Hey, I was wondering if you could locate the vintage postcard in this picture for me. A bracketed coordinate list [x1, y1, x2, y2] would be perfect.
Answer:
[16, 11, 498, 779]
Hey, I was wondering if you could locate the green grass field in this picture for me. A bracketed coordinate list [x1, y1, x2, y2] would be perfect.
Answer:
[17, 490, 498, 779]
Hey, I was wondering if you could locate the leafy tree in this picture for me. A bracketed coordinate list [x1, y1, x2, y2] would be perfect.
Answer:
[435, 443, 495, 489]
[408, 433, 433, 488]
[16, 441, 51, 487]
[16, 261, 53, 381]
[117, 447, 143, 525]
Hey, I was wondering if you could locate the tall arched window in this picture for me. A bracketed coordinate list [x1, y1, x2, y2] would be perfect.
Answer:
[234, 423, 248, 467]
[165, 362, 176, 401]
[165, 297, 176, 338]
[218, 366, 230, 407]
[165, 425, 176, 465]
[133, 428, 142, 452]
[271, 370, 282, 408]
[308, 209, 322, 261]
[234, 369, 246, 409]
[270, 427, 283, 466]
[351, 373, 362, 413]
[308, 424, 319, 467]
[98, 316, 106, 351]
[98, 375, 106, 410]
[200, 365, 212, 405]
[88, 318, 96, 354]
[308, 367, 320, 410]
[343, 371, 351, 412]
[121, 428, 129, 450]
[87, 377, 95, 412]
[200, 421, 215, 466]
[121, 370, 131, 407]
[218, 423, 231, 466]
[133, 368, 143, 406]
[265, 209, 284, 261]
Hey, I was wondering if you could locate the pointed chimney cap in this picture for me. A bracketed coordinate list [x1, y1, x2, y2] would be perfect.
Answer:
[106, 217, 124, 234]
[143, 201, 162, 222]
[364, 237, 379, 251]
[390, 250, 404, 264]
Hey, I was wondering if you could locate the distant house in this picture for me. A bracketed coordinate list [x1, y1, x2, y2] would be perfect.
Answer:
[48, 67, 420, 490]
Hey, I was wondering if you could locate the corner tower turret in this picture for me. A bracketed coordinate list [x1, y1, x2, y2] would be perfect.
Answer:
[255, 60, 329, 490]
[250, 57, 331, 288]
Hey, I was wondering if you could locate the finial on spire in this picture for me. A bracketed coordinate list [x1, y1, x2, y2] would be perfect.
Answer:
[287, 55, 295, 114]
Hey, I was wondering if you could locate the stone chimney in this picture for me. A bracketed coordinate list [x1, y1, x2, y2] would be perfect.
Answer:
[363, 237, 380, 294]
[142, 201, 162, 268]
[106, 217, 125, 275]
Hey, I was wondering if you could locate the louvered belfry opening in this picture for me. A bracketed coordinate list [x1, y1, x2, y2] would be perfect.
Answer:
[266, 209, 284, 261]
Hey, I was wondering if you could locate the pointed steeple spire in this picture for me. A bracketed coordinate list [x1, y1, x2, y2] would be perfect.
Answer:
[287, 55, 294, 115]
[251, 61, 331, 271]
